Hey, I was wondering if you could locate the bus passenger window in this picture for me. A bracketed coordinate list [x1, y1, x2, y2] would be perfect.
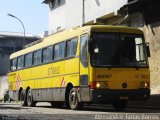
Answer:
[80, 34, 88, 67]
[47, 46, 53, 62]
[25, 53, 32, 67]
[43, 48, 47, 63]
[54, 42, 65, 60]
[43, 46, 53, 63]
[17, 56, 24, 69]
[66, 38, 78, 57]
[66, 41, 71, 57]
[33, 50, 42, 65]
[11, 58, 17, 71]
[33, 51, 37, 65]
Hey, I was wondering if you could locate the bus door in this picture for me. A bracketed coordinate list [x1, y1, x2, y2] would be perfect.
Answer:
[79, 34, 91, 102]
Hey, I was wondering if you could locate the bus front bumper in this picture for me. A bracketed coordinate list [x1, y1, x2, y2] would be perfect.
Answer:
[90, 89, 150, 103]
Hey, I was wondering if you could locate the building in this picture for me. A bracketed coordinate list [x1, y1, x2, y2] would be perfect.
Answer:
[43, 0, 160, 94]
[43, 0, 128, 34]
[0, 32, 40, 75]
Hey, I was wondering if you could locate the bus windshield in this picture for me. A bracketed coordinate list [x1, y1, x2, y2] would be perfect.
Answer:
[90, 32, 148, 68]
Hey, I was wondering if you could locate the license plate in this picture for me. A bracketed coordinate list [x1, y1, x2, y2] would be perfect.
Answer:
[119, 96, 129, 100]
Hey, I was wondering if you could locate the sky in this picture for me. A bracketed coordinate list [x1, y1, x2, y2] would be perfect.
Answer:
[0, 0, 48, 35]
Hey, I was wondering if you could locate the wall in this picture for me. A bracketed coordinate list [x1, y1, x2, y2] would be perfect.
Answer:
[48, 0, 128, 34]
[143, 23, 160, 94]
[48, 0, 66, 34]
[127, 12, 160, 94]
[84, 0, 127, 23]
[65, 0, 83, 30]
[126, 0, 160, 94]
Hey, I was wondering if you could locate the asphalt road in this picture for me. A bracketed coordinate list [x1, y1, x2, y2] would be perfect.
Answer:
[0, 102, 160, 120]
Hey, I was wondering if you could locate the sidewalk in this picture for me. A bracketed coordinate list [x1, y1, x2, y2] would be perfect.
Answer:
[128, 94, 160, 108]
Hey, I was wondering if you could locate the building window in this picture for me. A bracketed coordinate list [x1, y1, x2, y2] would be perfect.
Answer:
[55, 0, 61, 5]
[49, 0, 64, 10]
[49, 1, 55, 10]
[58, 0, 61, 5]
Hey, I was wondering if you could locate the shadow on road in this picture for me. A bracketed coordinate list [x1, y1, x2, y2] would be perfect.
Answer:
[35, 103, 160, 113]
[0, 106, 30, 110]
[0, 103, 19, 106]
[0, 103, 30, 110]
[2, 102, 160, 113]
[81, 105, 160, 113]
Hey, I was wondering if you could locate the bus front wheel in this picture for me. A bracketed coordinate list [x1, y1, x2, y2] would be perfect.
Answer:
[27, 89, 36, 107]
[69, 88, 83, 110]
[113, 100, 128, 111]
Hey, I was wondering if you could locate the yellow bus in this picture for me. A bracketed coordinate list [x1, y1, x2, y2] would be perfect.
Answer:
[8, 25, 150, 110]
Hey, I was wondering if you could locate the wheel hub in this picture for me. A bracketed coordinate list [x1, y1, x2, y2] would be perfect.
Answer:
[71, 91, 77, 105]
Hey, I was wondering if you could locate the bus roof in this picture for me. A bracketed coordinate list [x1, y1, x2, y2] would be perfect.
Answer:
[10, 25, 143, 59]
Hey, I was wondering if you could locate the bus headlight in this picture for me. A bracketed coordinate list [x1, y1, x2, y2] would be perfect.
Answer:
[140, 81, 150, 88]
[96, 82, 108, 89]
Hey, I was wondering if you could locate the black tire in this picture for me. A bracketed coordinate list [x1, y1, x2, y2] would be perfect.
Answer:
[69, 88, 83, 110]
[113, 100, 128, 111]
[27, 89, 36, 107]
[65, 89, 71, 109]
[20, 91, 28, 106]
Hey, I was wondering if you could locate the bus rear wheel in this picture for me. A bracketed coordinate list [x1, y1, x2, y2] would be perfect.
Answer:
[27, 89, 36, 107]
[69, 88, 82, 110]
[113, 100, 128, 111]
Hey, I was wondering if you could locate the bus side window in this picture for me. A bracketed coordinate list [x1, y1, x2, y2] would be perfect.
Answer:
[25, 52, 33, 67]
[66, 37, 78, 57]
[37, 50, 42, 65]
[43, 46, 53, 63]
[33, 50, 42, 65]
[33, 51, 37, 65]
[54, 42, 65, 60]
[11, 58, 17, 71]
[80, 34, 88, 67]
[66, 40, 71, 57]
[47, 46, 53, 62]
[17, 56, 24, 69]
[43, 48, 47, 63]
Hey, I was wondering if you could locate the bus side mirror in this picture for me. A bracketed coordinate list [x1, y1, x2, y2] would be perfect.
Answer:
[146, 43, 151, 57]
